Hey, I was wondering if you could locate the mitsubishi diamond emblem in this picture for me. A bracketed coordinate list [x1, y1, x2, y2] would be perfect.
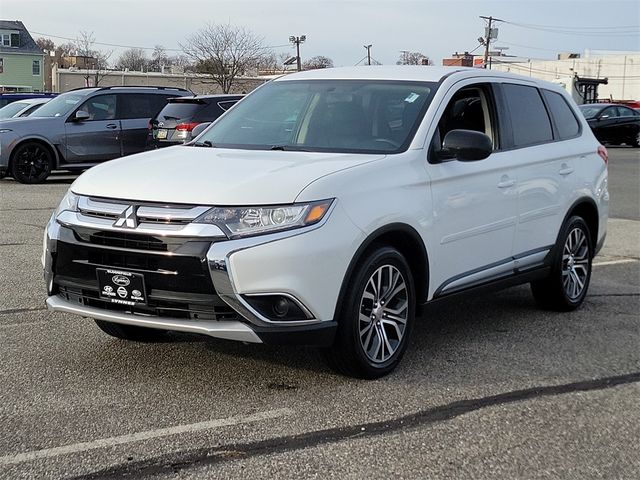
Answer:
[113, 206, 138, 228]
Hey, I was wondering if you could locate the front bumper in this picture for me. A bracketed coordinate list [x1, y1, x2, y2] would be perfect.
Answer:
[43, 200, 358, 346]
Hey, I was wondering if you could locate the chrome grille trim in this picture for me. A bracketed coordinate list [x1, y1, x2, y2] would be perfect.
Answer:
[66, 196, 226, 238]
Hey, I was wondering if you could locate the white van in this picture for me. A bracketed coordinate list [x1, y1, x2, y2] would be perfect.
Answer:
[43, 66, 609, 378]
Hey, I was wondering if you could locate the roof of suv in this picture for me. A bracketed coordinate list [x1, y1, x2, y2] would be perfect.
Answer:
[275, 65, 554, 87]
[68, 86, 193, 95]
[167, 94, 244, 102]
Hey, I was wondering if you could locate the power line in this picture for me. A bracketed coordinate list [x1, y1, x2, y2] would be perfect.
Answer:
[502, 22, 639, 37]
[31, 30, 291, 53]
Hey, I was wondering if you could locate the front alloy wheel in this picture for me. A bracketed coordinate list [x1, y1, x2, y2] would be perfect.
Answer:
[325, 246, 415, 379]
[358, 265, 409, 364]
[11, 142, 53, 184]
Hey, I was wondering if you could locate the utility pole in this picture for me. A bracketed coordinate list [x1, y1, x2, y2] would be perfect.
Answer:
[479, 15, 503, 69]
[364, 44, 372, 65]
[289, 35, 306, 71]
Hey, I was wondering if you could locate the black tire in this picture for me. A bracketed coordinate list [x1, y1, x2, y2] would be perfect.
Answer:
[324, 246, 416, 379]
[631, 129, 640, 148]
[94, 320, 167, 341]
[10, 142, 53, 184]
[531, 216, 593, 311]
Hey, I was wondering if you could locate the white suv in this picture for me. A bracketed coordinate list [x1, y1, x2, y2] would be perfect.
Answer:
[43, 67, 609, 378]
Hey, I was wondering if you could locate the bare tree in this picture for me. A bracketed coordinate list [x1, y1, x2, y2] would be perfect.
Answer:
[150, 45, 168, 72]
[74, 31, 112, 86]
[181, 23, 266, 93]
[36, 37, 55, 53]
[302, 55, 334, 70]
[116, 48, 149, 71]
[396, 51, 432, 66]
[55, 42, 76, 56]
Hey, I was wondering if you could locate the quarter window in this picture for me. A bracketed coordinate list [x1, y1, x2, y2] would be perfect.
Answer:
[503, 83, 553, 147]
[542, 90, 580, 140]
[32, 60, 41, 76]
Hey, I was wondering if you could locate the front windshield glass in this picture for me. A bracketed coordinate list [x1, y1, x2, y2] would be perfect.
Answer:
[30, 90, 94, 118]
[197, 80, 436, 153]
[0, 101, 30, 119]
[578, 104, 605, 119]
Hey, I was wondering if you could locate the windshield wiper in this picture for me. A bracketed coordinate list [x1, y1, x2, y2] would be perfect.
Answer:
[270, 145, 310, 152]
[162, 115, 181, 121]
[192, 140, 214, 148]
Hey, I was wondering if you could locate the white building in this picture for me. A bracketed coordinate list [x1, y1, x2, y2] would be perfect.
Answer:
[491, 50, 640, 101]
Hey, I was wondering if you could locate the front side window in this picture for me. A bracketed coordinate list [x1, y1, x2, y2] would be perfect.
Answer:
[617, 106, 636, 118]
[32, 60, 40, 76]
[196, 80, 436, 154]
[600, 107, 618, 119]
[78, 94, 117, 121]
[503, 83, 553, 147]
[430, 85, 496, 160]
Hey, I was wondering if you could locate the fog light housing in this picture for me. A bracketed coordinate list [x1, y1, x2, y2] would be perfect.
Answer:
[242, 294, 313, 321]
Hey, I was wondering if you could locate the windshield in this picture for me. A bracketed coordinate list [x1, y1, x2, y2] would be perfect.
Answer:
[578, 104, 605, 119]
[196, 80, 436, 154]
[0, 101, 30, 119]
[30, 90, 94, 118]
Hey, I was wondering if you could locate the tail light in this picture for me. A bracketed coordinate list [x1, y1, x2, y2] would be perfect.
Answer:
[175, 122, 200, 132]
[147, 121, 152, 130]
[597, 145, 608, 166]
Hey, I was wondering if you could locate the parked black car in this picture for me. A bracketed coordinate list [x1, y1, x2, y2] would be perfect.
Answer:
[148, 94, 243, 147]
[579, 103, 640, 147]
[0, 86, 192, 183]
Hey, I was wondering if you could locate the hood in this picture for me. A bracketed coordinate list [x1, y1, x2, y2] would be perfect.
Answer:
[71, 146, 385, 205]
[0, 116, 58, 128]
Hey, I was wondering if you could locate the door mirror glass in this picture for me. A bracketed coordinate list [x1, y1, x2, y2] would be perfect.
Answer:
[190, 122, 211, 139]
[442, 129, 493, 162]
[74, 110, 91, 122]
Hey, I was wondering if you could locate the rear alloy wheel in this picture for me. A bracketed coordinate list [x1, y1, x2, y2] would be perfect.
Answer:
[10, 142, 53, 184]
[324, 246, 415, 378]
[94, 320, 167, 341]
[531, 216, 593, 311]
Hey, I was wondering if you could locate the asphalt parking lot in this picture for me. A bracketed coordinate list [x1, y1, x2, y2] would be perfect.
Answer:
[0, 148, 638, 479]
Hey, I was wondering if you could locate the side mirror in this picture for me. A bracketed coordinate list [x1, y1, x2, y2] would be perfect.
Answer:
[190, 122, 211, 139]
[442, 129, 493, 162]
[73, 110, 90, 122]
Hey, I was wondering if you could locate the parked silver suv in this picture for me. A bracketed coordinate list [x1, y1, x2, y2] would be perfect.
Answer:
[0, 86, 191, 183]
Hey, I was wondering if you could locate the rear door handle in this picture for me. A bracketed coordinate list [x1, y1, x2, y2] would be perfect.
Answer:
[559, 163, 574, 176]
[497, 175, 516, 188]
[106, 123, 118, 129]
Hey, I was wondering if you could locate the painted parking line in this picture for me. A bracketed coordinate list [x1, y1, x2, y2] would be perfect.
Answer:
[0, 407, 294, 467]
[593, 258, 639, 267]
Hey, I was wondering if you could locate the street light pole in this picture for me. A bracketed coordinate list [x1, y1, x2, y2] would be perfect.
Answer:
[289, 35, 307, 72]
[364, 44, 372, 66]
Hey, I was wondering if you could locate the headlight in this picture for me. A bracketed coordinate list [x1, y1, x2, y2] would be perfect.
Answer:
[194, 199, 333, 238]
[54, 190, 80, 217]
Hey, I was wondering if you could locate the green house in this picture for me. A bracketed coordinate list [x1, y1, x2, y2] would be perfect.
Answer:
[0, 20, 44, 92]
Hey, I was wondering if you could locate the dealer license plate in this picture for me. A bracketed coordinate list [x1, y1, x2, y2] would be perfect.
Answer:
[97, 268, 147, 306]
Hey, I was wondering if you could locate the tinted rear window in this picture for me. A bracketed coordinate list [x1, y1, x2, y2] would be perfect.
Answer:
[542, 90, 580, 140]
[119, 94, 172, 120]
[157, 102, 204, 121]
[503, 83, 553, 147]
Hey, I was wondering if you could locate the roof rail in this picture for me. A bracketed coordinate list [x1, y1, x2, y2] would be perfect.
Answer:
[96, 85, 193, 93]
[67, 85, 193, 93]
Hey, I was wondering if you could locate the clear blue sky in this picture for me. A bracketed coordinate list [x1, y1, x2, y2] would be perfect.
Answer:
[2, 0, 639, 65]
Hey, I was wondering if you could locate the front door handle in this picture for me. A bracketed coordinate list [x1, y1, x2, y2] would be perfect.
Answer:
[105, 123, 118, 129]
[497, 175, 516, 188]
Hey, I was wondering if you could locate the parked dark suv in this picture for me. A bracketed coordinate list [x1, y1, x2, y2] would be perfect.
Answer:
[0, 86, 191, 183]
[149, 94, 243, 147]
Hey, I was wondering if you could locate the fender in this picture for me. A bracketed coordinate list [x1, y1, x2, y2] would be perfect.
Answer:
[333, 222, 430, 321]
[9, 136, 63, 169]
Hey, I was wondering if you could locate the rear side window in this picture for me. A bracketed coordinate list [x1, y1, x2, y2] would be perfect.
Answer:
[503, 83, 553, 147]
[118, 94, 172, 120]
[542, 90, 580, 140]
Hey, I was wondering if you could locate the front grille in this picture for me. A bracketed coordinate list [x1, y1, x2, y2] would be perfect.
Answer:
[86, 231, 168, 251]
[52, 240, 236, 321]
